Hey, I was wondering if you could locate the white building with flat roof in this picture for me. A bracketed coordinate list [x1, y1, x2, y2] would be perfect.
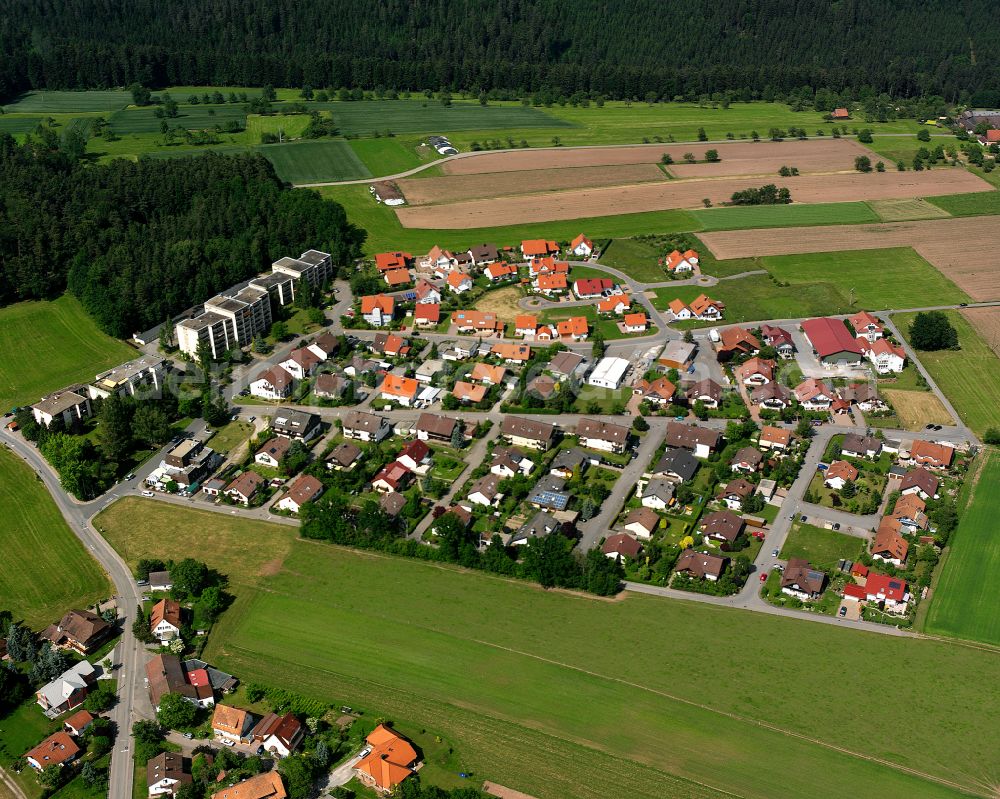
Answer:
[89, 355, 165, 399]
[587, 357, 631, 389]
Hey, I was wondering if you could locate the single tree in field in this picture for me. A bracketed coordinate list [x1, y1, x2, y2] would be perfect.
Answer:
[917, 128, 931, 142]
[705, 149, 720, 162]
[854, 155, 872, 172]
[909, 311, 959, 351]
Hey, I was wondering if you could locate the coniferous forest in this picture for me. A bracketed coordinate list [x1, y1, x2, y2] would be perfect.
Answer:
[1, 0, 999, 103]
[0, 134, 364, 337]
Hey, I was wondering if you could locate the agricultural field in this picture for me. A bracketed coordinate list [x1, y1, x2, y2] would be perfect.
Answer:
[598, 238, 673, 282]
[259, 140, 372, 183]
[318, 183, 699, 254]
[926, 190, 1000, 217]
[779, 522, 865, 569]
[867, 198, 951, 221]
[0, 116, 46, 134]
[701, 216, 1000, 302]
[691, 201, 880, 230]
[394, 168, 985, 229]
[893, 310, 1000, 436]
[653, 274, 843, 322]
[0, 448, 110, 629]
[109, 104, 249, 134]
[663, 137, 874, 178]
[2, 89, 131, 113]
[472, 286, 526, 320]
[87, 506, 997, 799]
[923, 449, 1000, 646]
[398, 163, 666, 205]
[880, 389, 954, 430]
[0, 295, 136, 411]
[348, 138, 431, 175]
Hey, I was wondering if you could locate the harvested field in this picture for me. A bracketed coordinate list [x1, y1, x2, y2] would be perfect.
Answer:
[881, 389, 954, 430]
[666, 138, 873, 177]
[398, 163, 665, 205]
[702, 217, 1000, 301]
[396, 170, 987, 229]
[443, 139, 871, 175]
[960, 307, 1000, 358]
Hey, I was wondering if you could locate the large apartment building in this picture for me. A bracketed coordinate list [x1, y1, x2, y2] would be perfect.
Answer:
[175, 250, 332, 359]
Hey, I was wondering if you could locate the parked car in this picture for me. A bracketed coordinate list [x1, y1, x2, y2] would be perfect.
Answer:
[142, 490, 155, 498]
[771, 549, 779, 557]
[125, 473, 136, 481]
[759, 572, 768, 583]
[221, 740, 235, 748]
[839, 606, 848, 617]
[832, 523, 841, 531]
[183, 732, 193, 740]
[800, 514, 807, 522]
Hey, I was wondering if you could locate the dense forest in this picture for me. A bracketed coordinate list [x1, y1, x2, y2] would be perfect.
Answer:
[0, 134, 364, 337]
[1, 0, 999, 103]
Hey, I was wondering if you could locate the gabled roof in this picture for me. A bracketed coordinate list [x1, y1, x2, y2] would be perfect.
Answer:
[910, 439, 954, 467]
[485, 262, 518, 279]
[151, 598, 182, 630]
[226, 470, 264, 498]
[825, 459, 858, 483]
[849, 310, 883, 333]
[147, 752, 191, 789]
[665, 422, 721, 452]
[652, 447, 700, 481]
[801, 317, 863, 358]
[675, 549, 726, 579]
[501, 416, 555, 442]
[43, 609, 110, 649]
[515, 314, 537, 330]
[689, 294, 723, 316]
[781, 558, 826, 595]
[283, 475, 324, 507]
[26, 731, 80, 767]
[873, 519, 910, 562]
[360, 294, 395, 315]
[602, 533, 642, 558]
[446, 271, 472, 288]
[212, 704, 250, 734]
[597, 294, 631, 313]
[253, 365, 293, 391]
[737, 357, 775, 382]
[413, 303, 441, 323]
[557, 316, 589, 337]
[452, 381, 487, 403]
[759, 425, 791, 446]
[471, 363, 506, 384]
[521, 239, 559, 257]
[623, 312, 647, 328]
[416, 412, 457, 438]
[624, 507, 659, 534]
[864, 572, 908, 602]
[211, 771, 287, 799]
[384, 268, 411, 286]
[794, 377, 835, 402]
[538, 273, 568, 290]
[381, 374, 419, 399]
[700, 510, 744, 543]
[374, 251, 411, 272]
[573, 278, 614, 296]
[415, 279, 440, 300]
[355, 725, 418, 791]
[718, 326, 761, 352]
[571, 233, 593, 250]
[900, 467, 939, 496]
[686, 378, 723, 403]
[576, 417, 629, 446]
[492, 343, 531, 361]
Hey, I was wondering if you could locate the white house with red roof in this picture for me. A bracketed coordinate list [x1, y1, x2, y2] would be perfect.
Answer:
[573, 278, 614, 299]
[665, 249, 698, 273]
[859, 337, 906, 373]
[413, 304, 441, 327]
[485, 263, 518, 282]
[521, 239, 559, 259]
[849, 311, 884, 342]
[446, 272, 473, 294]
[570, 234, 594, 257]
[862, 573, 910, 613]
[414, 280, 441, 305]
[250, 366, 293, 400]
[794, 378, 837, 410]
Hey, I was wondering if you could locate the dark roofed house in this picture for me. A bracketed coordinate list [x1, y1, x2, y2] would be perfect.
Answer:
[899, 467, 939, 499]
[601, 533, 642, 560]
[665, 422, 721, 458]
[780, 559, 827, 600]
[674, 549, 726, 581]
[511, 511, 560, 545]
[145, 654, 214, 710]
[502, 416, 556, 450]
[148, 751, 192, 797]
[623, 507, 660, 539]
[250, 712, 305, 758]
[686, 378, 723, 408]
[700, 510, 745, 545]
[467, 243, 500, 265]
[379, 492, 406, 518]
[416, 412, 457, 442]
[528, 475, 571, 510]
[550, 447, 588, 479]
[842, 433, 882, 459]
[327, 441, 362, 471]
[651, 448, 700, 482]
[730, 446, 763, 473]
[576, 418, 630, 454]
[721, 478, 755, 510]
[42, 610, 112, 655]
[548, 350, 586, 379]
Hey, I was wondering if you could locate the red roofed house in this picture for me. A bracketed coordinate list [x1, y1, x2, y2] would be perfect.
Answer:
[831, 107, 851, 120]
[446, 272, 473, 294]
[360, 294, 396, 327]
[801, 318, 864, 365]
[413, 303, 441, 327]
[557, 316, 589, 341]
[571, 233, 594, 257]
[529, 257, 569, 276]
[861, 337, 906, 374]
[515, 315, 538, 337]
[396, 439, 432, 472]
[372, 461, 414, 493]
[665, 249, 698, 273]
[597, 294, 631, 315]
[872, 518, 910, 566]
[250, 712, 305, 758]
[849, 310, 884, 342]
[688, 294, 724, 321]
[471, 363, 506, 385]
[225, 470, 265, 505]
[450, 310, 504, 336]
[736, 357, 774, 386]
[716, 327, 761, 360]
[354, 725, 419, 794]
[420, 245, 454, 273]
[573, 278, 614, 299]
[635, 376, 677, 405]
[150, 599, 182, 641]
[374, 252, 412, 273]
[761, 324, 796, 358]
[26, 731, 81, 771]
[823, 460, 858, 490]
[63, 709, 95, 737]
[794, 378, 837, 410]
[250, 366, 293, 400]
[414, 279, 441, 305]
[536, 273, 568, 295]
[623, 312, 648, 333]
[909, 440, 954, 469]
[380, 374, 419, 406]
[521, 239, 559, 259]
[602, 533, 642, 560]
[383, 268, 411, 287]
[485, 262, 518, 282]
[863, 573, 910, 613]
[276, 474, 324, 514]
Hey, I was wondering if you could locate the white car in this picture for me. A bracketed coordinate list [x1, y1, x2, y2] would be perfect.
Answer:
[142, 490, 155, 498]
[221, 739, 236, 748]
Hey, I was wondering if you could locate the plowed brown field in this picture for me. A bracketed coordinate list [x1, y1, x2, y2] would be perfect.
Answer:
[398, 163, 665, 205]
[960, 307, 1000, 357]
[441, 138, 872, 175]
[667, 138, 873, 177]
[701, 216, 1000, 301]
[395, 170, 987, 230]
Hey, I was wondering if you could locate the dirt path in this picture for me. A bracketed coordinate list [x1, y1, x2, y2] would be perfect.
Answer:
[0, 768, 27, 799]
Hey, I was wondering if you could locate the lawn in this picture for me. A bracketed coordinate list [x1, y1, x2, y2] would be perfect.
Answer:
[0, 448, 111, 630]
[779, 522, 865, 570]
[91, 497, 1000, 799]
[923, 449, 1000, 646]
[926, 190, 1000, 217]
[861, 133, 955, 164]
[892, 310, 1000, 436]
[348, 138, 428, 175]
[208, 420, 255, 454]
[691, 201, 879, 231]
[318, 184, 699, 254]
[0, 295, 136, 413]
[0, 116, 46, 134]
[0, 698, 60, 797]
[761, 248, 969, 310]
[244, 113, 312, 142]
[109, 104, 248, 134]
[258, 140, 372, 183]
[598, 237, 672, 282]
[2, 90, 131, 113]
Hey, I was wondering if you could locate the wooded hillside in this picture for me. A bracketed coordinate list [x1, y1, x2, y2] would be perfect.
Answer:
[1, 0, 998, 102]
[0, 135, 364, 337]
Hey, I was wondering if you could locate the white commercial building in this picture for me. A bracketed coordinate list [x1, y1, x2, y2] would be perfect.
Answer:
[587, 357, 631, 389]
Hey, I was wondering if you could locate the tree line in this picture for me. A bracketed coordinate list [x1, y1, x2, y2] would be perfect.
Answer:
[1, 0, 999, 103]
[0, 133, 364, 337]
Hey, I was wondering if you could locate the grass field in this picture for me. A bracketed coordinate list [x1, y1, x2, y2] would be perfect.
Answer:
[208, 420, 255, 454]
[779, 522, 865, 569]
[93, 498, 1000, 799]
[244, 113, 312, 141]
[926, 190, 1000, 217]
[868, 198, 951, 221]
[892, 310, 1000, 437]
[259, 140, 372, 183]
[0, 448, 110, 629]
[2, 90, 131, 113]
[861, 133, 954, 164]
[109, 104, 248, 134]
[653, 275, 844, 322]
[593, 238, 670, 282]
[0, 295, 136, 411]
[881, 389, 954, 430]
[762, 247, 969, 310]
[691, 202, 880, 231]
[348, 138, 429, 175]
[923, 449, 1000, 646]
[319, 184, 699, 253]
[0, 116, 45, 134]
